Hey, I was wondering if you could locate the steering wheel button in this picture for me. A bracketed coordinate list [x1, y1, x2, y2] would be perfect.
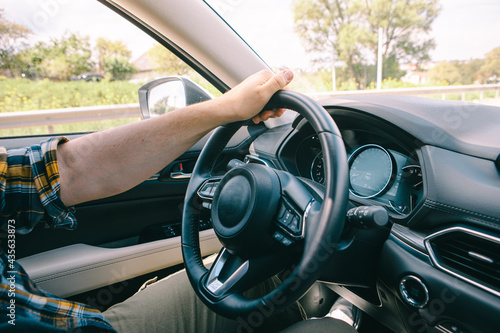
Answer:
[209, 183, 218, 196]
[281, 211, 294, 226]
[281, 237, 293, 246]
[276, 204, 287, 220]
[290, 216, 301, 233]
[273, 231, 284, 242]
[200, 183, 213, 196]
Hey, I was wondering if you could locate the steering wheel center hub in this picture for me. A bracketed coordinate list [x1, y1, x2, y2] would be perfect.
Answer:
[211, 164, 280, 257]
[217, 175, 252, 228]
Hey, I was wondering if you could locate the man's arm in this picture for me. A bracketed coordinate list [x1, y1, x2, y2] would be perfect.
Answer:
[57, 70, 294, 207]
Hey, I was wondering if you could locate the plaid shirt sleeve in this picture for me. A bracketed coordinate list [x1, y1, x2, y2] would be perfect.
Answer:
[0, 138, 116, 332]
[1, 137, 77, 234]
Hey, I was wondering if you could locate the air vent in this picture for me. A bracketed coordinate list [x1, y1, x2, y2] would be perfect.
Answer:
[425, 228, 500, 296]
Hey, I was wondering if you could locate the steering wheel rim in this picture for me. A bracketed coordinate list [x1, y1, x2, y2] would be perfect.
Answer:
[181, 90, 349, 320]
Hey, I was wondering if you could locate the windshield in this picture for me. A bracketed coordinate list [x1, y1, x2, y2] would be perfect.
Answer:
[206, 0, 500, 104]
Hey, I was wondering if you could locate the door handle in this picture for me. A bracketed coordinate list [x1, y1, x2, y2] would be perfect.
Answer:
[169, 171, 192, 179]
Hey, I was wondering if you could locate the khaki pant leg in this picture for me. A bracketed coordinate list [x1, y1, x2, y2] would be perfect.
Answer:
[103, 267, 240, 333]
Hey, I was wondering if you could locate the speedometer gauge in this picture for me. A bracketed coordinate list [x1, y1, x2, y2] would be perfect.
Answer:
[348, 145, 396, 198]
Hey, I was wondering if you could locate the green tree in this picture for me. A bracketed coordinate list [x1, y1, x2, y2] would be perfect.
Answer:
[428, 61, 461, 84]
[293, 0, 440, 88]
[148, 44, 191, 76]
[17, 43, 48, 79]
[95, 37, 132, 74]
[23, 33, 94, 80]
[362, 0, 440, 64]
[0, 9, 31, 75]
[104, 56, 136, 81]
[478, 47, 500, 83]
[363, 54, 406, 87]
[457, 59, 483, 84]
[293, 0, 368, 85]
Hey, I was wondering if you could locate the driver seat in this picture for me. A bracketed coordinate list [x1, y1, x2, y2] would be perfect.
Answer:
[281, 318, 357, 333]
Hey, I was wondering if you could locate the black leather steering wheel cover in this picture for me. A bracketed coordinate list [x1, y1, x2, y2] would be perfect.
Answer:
[181, 90, 349, 319]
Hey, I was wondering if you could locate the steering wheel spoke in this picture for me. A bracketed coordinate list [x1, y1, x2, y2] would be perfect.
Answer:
[204, 245, 295, 300]
[205, 248, 249, 297]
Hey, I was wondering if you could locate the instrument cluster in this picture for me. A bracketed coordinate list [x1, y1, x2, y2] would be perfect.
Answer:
[295, 131, 423, 216]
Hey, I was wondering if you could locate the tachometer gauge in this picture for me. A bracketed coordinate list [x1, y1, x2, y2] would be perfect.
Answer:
[402, 164, 423, 212]
[348, 144, 396, 198]
[402, 165, 423, 190]
[310, 152, 325, 184]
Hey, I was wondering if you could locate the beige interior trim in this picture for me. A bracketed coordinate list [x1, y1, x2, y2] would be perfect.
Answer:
[19, 230, 221, 298]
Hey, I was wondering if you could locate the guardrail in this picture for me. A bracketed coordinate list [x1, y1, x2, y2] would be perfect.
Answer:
[0, 104, 141, 133]
[1, 84, 499, 133]
[310, 83, 500, 100]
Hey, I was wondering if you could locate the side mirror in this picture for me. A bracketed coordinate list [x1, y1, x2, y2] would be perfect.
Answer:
[138, 77, 213, 119]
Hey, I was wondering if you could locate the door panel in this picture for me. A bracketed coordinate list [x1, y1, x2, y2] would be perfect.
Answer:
[18, 230, 220, 297]
[14, 178, 188, 258]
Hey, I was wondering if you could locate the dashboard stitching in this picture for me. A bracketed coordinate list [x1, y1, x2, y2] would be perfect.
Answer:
[424, 201, 500, 230]
[426, 200, 500, 222]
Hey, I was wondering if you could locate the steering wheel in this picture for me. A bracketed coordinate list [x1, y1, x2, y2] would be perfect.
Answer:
[181, 90, 349, 320]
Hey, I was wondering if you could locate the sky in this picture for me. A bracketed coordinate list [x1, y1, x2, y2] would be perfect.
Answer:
[3, 0, 500, 69]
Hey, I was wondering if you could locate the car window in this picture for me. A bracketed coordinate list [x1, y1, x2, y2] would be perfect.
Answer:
[1, 0, 220, 138]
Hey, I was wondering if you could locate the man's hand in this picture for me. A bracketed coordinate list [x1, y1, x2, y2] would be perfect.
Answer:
[217, 69, 294, 124]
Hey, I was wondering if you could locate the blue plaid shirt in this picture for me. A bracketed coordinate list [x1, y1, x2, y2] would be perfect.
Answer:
[0, 137, 116, 332]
